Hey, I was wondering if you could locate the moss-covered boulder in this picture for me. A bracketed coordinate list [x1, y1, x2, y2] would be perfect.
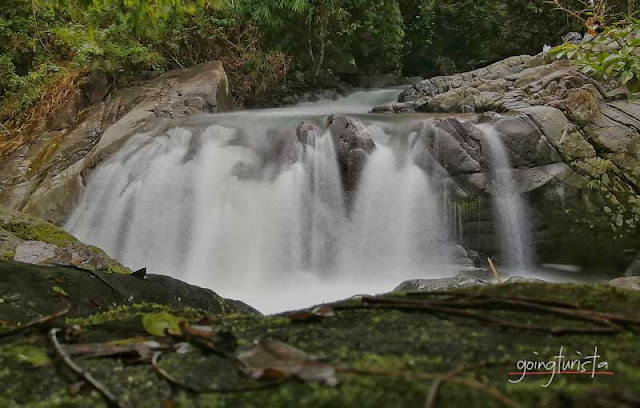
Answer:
[0, 205, 130, 274]
[0, 274, 638, 407]
[0, 260, 255, 322]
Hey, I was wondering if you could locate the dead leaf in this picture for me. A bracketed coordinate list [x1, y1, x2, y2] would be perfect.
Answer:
[236, 339, 338, 386]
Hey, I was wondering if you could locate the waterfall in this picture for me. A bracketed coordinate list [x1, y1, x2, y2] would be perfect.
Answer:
[66, 90, 504, 313]
[478, 123, 533, 270]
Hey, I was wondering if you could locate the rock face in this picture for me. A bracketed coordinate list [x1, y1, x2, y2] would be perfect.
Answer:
[387, 53, 640, 273]
[0, 62, 232, 225]
[0, 205, 130, 273]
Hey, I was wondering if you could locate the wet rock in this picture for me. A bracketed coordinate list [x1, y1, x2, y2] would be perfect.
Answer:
[296, 120, 323, 146]
[393, 274, 491, 293]
[0, 61, 232, 225]
[503, 276, 546, 284]
[327, 115, 375, 193]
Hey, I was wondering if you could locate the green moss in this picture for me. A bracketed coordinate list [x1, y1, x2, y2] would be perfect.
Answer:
[1, 220, 75, 248]
[0, 250, 15, 261]
[66, 303, 204, 327]
[87, 245, 131, 275]
[0, 343, 51, 367]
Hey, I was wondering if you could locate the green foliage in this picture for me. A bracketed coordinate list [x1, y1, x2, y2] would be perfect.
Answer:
[551, 19, 640, 96]
[399, 0, 584, 76]
[1, 0, 632, 125]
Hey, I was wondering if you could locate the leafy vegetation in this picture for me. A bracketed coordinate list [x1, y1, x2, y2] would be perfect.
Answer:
[0, 0, 634, 138]
[552, 17, 640, 96]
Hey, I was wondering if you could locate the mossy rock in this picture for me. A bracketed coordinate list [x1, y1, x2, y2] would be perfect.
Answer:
[0, 275, 638, 407]
[0, 205, 131, 274]
[0, 260, 256, 322]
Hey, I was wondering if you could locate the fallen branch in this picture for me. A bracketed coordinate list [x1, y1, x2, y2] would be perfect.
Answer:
[424, 379, 440, 408]
[487, 257, 502, 283]
[335, 298, 621, 335]
[49, 328, 125, 408]
[407, 291, 579, 309]
[0, 303, 71, 338]
[365, 295, 639, 331]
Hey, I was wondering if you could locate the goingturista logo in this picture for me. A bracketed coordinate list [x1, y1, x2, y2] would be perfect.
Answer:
[508, 346, 613, 387]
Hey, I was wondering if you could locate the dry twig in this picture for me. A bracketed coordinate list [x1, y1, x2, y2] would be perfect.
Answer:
[0, 303, 71, 338]
[487, 257, 502, 283]
[334, 296, 624, 335]
[49, 328, 125, 408]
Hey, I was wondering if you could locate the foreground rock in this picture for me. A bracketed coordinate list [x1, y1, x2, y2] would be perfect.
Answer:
[0, 260, 255, 322]
[0, 62, 232, 225]
[1, 277, 638, 407]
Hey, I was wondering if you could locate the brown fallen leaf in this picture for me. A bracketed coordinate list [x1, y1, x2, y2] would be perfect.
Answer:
[236, 338, 338, 386]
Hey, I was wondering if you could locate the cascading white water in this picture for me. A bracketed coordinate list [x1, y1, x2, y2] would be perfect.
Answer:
[65, 89, 460, 313]
[478, 124, 533, 270]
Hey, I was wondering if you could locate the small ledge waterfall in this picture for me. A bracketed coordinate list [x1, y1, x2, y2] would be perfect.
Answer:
[65, 89, 534, 313]
[479, 123, 534, 270]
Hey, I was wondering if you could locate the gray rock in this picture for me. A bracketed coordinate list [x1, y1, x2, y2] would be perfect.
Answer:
[393, 274, 491, 293]
[503, 276, 546, 284]
[296, 120, 323, 146]
[609, 277, 640, 291]
[14, 241, 58, 265]
[327, 115, 376, 193]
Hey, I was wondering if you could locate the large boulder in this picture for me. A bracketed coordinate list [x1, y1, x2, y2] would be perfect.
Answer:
[0, 259, 256, 323]
[0, 62, 232, 225]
